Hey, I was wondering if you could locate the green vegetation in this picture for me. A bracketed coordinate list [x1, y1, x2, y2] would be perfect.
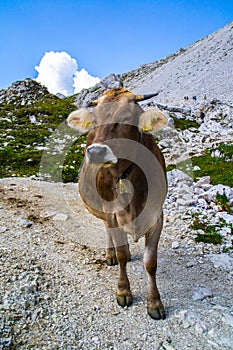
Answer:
[0, 82, 78, 179]
[192, 143, 233, 186]
[172, 116, 199, 131]
[191, 217, 223, 245]
[216, 191, 232, 213]
[62, 136, 86, 183]
[167, 143, 233, 187]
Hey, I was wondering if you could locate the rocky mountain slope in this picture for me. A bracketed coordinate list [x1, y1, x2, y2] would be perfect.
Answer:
[74, 21, 233, 107]
[124, 21, 233, 104]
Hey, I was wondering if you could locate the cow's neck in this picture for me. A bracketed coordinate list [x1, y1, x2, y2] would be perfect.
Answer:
[116, 129, 142, 182]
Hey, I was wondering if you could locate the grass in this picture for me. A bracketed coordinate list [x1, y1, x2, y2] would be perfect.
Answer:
[172, 116, 199, 131]
[192, 143, 233, 186]
[167, 143, 233, 187]
[216, 191, 232, 213]
[0, 81, 78, 179]
[191, 217, 223, 245]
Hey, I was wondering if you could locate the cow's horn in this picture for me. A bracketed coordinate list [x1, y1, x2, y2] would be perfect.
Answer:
[135, 92, 159, 102]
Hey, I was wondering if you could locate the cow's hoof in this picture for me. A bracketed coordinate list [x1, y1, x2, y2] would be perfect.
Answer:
[147, 301, 166, 320]
[106, 257, 118, 266]
[117, 293, 133, 307]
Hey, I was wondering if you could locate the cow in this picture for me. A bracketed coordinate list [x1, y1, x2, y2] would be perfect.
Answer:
[67, 88, 168, 319]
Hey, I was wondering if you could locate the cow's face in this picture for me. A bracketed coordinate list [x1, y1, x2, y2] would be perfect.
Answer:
[67, 88, 167, 167]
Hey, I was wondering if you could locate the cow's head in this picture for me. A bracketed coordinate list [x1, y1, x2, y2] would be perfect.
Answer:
[67, 88, 167, 167]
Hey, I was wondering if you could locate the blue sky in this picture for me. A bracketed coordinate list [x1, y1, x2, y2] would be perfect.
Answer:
[0, 0, 232, 94]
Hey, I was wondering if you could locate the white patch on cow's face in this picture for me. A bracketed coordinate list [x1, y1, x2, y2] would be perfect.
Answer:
[86, 143, 117, 166]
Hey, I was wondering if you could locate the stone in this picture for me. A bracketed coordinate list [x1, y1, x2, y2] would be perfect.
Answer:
[195, 320, 211, 334]
[195, 176, 210, 187]
[17, 218, 33, 227]
[204, 184, 233, 203]
[192, 286, 213, 301]
[0, 226, 7, 233]
[172, 241, 180, 249]
[167, 169, 193, 186]
[209, 254, 233, 270]
[222, 313, 233, 327]
[178, 310, 201, 328]
[197, 198, 208, 209]
[53, 213, 68, 221]
[193, 165, 201, 171]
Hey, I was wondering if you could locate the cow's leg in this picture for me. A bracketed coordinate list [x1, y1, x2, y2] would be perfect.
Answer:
[107, 224, 132, 307]
[105, 223, 131, 266]
[115, 242, 132, 307]
[105, 227, 118, 266]
[144, 213, 165, 320]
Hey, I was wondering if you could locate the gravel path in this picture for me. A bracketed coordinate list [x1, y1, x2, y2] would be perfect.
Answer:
[0, 178, 233, 350]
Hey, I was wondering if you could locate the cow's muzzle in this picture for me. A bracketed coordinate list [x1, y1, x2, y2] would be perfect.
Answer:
[86, 143, 117, 167]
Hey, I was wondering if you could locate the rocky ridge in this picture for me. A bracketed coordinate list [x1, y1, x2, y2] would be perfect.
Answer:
[74, 21, 233, 107]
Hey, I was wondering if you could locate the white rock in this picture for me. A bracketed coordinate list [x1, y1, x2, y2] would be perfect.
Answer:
[179, 310, 201, 328]
[192, 286, 213, 301]
[195, 176, 210, 187]
[209, 254, 233, 270]
[17, 218, 33, 227]
[195, 320, 211, 334]
[194, 187, 205, 195]
[215, 212, 233, 225]
[204, 184, 233, 202]
[172, 241, 180, 249]
[53, 213, 68, 221]
[197, 198, 208, 209]
[222, 313, 233, 327]
[167, 169, 193, 185]
[0, 226, 7, 233]
[217, 336, 233, 348]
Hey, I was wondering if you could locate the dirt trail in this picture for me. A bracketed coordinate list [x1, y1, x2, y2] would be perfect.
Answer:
[0, 178, 232, 350]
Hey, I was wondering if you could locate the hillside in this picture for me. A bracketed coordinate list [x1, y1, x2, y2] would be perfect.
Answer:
[123, 21, 233, 104]
[0, 79, 79, 180]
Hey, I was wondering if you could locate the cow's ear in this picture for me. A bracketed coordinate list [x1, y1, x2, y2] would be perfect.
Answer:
[139, 109, 167, 132]
[67, 109, 93, 132]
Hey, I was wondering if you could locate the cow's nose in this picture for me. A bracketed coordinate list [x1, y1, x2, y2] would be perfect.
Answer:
[86, 143, 117, 165]
[86, 144, 109, 163]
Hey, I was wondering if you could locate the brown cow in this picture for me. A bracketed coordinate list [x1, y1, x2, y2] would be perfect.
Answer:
[67, 88, 168, 319]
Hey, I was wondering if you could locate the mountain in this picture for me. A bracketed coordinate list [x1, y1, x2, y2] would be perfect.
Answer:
[123, 21, 233, 104]
[0, 22, 232, 186]
[74, 21, 233, 107]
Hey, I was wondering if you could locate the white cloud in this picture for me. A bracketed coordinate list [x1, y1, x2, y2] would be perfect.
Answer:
[73, 68, 100, 93]
[35, 51, 100, 96]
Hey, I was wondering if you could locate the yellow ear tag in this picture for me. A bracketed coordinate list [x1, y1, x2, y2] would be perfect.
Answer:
[119, 179, 131, 194]
[142, 125, 153, 132]
[82, 120, 92, 128]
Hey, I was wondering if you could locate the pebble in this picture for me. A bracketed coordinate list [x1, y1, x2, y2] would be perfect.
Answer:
[195, 320, 211, 334]
[222, 313, 233, 327]
[172, 241, 180, 249]
[53, 213, 68, 221]
[17, 217, 33, 227]
[209, 254, 233, 270]
[192, 286, 213, 301]
[0, 226, 7, 233]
